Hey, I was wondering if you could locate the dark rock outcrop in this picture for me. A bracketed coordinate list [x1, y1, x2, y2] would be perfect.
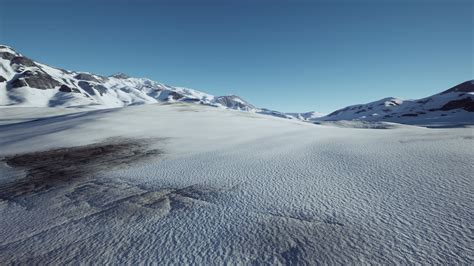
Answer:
[168, 91, 184, 100]
[23, 72, 60, 89]
[75, 73, 101, 83]
[94, 85, 108, 96]
[111, 72, 130, 79]
[10, 56, 36, 67]
[78, 81, 96, 95]
[10, 78, 28, 88]
[181, 98, 200, 102]
[0, 51, 15, 60]
[214, 95, 255, 110]
[442, 80, 474, 94]
[59, 84, 80, 93]
[439, 98, 474, 112]
[77, 81, 108, 96]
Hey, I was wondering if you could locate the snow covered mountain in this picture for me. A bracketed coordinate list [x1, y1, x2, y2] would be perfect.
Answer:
[286, 111, 325, 121]
[314, 80, 474, 125]
[0, 45, 207, 107]
[213, 95, 256, 111]
[1, 44, 472, 126]
[0, 44, 326, 121]
[0, 45, 292, 117]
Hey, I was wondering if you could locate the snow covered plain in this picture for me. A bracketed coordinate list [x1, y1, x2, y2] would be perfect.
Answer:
[0, 103, 472, 264]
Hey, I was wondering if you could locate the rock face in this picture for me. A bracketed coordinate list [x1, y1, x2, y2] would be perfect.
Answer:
[438, 97, 474, 112]
[441, 80, 474, 94]
[74, 73, 102, 83]
[0, 51, 16, 60]
[286, 111, 325, 121]
[110, 72, 131, 79]
[10, 56, 36, 67]
[214, 95, 256, 111]
[13, 71, 61, 90]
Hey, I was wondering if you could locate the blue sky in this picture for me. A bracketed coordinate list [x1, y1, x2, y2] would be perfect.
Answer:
[0, 0, 472, 113]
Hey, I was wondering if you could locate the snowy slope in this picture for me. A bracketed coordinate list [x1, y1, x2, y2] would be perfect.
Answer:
[315, 80, 474, 126]
[0, 44, 288, 116]
[0, 104, 472, 264]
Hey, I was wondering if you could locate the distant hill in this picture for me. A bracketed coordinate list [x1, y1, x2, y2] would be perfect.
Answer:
[314, 80, 473, 126]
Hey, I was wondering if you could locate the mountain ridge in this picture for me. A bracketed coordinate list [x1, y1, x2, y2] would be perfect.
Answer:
[1, 44, 472, 126]
[314, 80, 473, 126]
[0, 44, 308, 120]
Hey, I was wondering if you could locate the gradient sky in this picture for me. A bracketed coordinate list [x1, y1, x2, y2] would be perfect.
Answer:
[0, 0, 472, 113]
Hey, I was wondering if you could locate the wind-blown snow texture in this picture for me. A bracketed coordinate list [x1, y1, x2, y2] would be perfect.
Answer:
[0, 104, 472, 264]
[0, 44, 473, 263]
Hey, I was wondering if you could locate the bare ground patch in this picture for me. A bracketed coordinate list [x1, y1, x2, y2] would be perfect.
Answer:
[0, 138, 162, 201]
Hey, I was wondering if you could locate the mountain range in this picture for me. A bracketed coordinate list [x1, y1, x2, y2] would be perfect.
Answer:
[0, 44, 472, 126]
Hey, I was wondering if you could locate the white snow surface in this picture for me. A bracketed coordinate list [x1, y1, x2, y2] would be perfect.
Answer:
[0, 104, 472, 264]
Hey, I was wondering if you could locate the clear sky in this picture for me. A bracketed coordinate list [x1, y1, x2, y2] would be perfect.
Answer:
[0, 0, 472, 113]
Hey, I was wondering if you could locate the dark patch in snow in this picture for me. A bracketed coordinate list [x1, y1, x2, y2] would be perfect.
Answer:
[24, 72, 61, 90]
[0, 138, 162, 201]
[0, 51, 15, 60]
[94, 84, 108, 96]
[416, 99, 431, 104]
[58, 84, 71, 92]
[110, 72, 130, 79]
[441, 80, 474, 94]
[10, 78, 28, 89]
[322, 218, 344, 226]
[281, 245, 302, 265]
[78, 81, 96, 95]
[168, 91, 184, 100]
[439, 98, 474, 112]
[181, 98, 201, 102]
[59, 84, 79, 93]
[173, 185, 220, 204]
[9, 71, 60, 90]
[74, 73, 101, 83]
[10, 56, 36, 67]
